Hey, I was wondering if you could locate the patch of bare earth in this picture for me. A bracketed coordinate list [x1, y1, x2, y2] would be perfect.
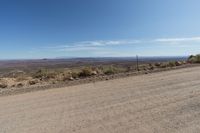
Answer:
[1, 67, 200, 133]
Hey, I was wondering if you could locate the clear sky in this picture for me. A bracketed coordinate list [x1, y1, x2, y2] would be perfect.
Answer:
[1, 0, 200, 59]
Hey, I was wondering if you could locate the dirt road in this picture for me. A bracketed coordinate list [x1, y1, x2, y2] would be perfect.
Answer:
[1, 67, 200, 133]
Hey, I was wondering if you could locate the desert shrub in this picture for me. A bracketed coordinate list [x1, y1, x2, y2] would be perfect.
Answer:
[0, 78, 8, 88]
[79, 67, 93, 77]
[71, 71, 79, 78]
[104, 69, 115, 75]
[33, 69, 58, 79]
[188, 55, 195, 60]
[46, 72, 57, 79]
[168, 61, 176, 67]
[28, 79, 39, 85]
[148, 63, 154, 70]
[11, 84, 15, 88]
[160, 63, 168, 68]
[175, 61, 182, 66]
[188, 54, 200, 63]
[139, 64, 149, 71]
[94, 67, 104, 75]
[33, 69, 47, 78]
[60, 72, 71, 81]
[5, 70, 26, 78]
[103, 66, 119, 75]
[15, 74, 29, 82]
[125, 66, 133, 72]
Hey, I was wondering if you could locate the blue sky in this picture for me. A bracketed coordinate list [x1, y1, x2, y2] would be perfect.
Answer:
[1, 0, 200, 59]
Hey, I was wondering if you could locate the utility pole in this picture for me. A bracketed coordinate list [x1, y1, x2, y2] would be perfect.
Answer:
[136, 55, 139, 71]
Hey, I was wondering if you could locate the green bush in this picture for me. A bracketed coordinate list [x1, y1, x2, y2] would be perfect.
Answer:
[104, 69, 115, 75]
[103, 66, 118, 75]
[188, 55, 195, 60]
[188, 54, 200, 63]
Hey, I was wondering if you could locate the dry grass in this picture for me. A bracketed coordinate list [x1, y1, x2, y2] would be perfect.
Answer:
[0, 58, 190, 89]
[79, 67, 93, 77]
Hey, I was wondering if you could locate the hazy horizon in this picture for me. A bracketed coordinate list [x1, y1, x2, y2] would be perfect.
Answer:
[0, 55, 189, 61]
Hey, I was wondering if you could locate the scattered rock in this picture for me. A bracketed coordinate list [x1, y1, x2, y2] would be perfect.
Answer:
[182, 61, 187, 64]
[143, 68, 147, 71]
[29, 79, 39, 85]
[148, 63, 154, 70]
[69, 77, 74, 81]
[149, 66, 154, 70]
[11, 84, 15, 88]
[0, 83, 7, 88]
[75, 77, 80, 80]
[155, 63, 161, 67]
[91, 71, 97, 75]
[52, 81, 57, 84]
[17, 83, 23, 88]
[175, 61, 182, 66]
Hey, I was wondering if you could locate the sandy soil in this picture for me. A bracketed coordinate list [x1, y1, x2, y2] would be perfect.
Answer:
[1, 67, 200, 133]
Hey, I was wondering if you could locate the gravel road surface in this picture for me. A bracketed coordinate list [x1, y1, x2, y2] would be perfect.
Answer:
[1, 67, 200, 133]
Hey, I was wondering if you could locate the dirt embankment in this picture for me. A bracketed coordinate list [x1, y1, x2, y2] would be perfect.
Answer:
[0, 63, 199, 96]
[0, 59, 189, 94]
[1, 66, 200, 132]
